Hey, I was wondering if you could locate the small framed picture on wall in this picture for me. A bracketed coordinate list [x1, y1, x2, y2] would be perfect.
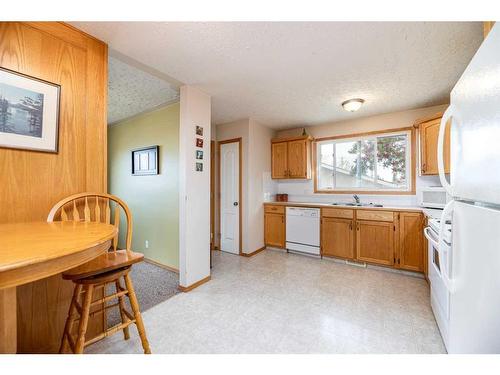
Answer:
[132, 145, 159, 175]
[196, 126, 203, 136]
[196, 162, 203, 172]
[196, 138, 203, 148]
[196, 150, 203, 160]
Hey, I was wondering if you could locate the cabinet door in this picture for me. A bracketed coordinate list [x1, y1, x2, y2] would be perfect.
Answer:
[264, 213, 285, 248]
[287, 139, 307, 178]
[398, 212, 424, 272]
[271, 142, 288, 179]
[321, 218, 354, 259]
[420, 118, 450, 175]
[356, 220, 395, 266]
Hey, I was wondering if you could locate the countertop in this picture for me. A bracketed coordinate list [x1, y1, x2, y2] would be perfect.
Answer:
[264, 201, 425, 213]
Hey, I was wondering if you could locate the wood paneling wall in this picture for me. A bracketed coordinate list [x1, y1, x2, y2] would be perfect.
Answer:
[0, 22, 108, 353]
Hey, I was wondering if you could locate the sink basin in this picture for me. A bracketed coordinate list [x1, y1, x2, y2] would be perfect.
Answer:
[331, 202, 383, 208]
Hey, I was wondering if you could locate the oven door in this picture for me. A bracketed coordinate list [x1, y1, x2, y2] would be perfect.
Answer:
[424, 226, 450, 347]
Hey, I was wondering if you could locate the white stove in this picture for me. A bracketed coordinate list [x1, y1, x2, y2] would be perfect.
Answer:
[424, 214, 452, 350]
[428, 217, 452, 244]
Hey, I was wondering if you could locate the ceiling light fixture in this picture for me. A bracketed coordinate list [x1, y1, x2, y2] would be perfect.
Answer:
[342, 98, 365, 112]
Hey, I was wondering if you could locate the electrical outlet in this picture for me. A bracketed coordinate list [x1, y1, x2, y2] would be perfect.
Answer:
[145, 240, 149, 249]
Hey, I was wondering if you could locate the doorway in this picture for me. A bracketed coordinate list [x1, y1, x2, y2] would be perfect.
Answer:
[218, 138, 242, 255]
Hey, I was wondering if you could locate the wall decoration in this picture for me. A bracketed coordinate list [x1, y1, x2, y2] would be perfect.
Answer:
[0, 67, 60, 152]
[132, 145, 159, 175]
[196, 125, 203, 136]
[196, 162, 203, 172]
[196, 150, 203, 160]
[196, 138, 203, 148]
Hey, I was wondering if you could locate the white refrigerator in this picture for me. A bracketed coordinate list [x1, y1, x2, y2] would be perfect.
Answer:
[435, 23, 500, 353]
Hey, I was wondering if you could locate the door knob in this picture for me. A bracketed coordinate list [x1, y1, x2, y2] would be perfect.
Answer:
[233, 202, 239, 206]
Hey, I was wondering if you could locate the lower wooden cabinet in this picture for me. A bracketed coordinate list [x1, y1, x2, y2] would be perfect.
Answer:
[356, 220, 395, 266]
[321, 217, 354, 259]
[398, 212, 424, 272]
[264, 204, 424, 273]
[264, 212, 285, 248]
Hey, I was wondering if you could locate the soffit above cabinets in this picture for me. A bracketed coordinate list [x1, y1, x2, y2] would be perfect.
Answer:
[108, 56, 179, 125]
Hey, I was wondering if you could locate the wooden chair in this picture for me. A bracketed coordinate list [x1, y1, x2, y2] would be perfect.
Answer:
[48, 192, 151, 354]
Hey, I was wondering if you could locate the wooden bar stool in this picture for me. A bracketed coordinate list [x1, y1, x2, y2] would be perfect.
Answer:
[48, 193, 151, 354]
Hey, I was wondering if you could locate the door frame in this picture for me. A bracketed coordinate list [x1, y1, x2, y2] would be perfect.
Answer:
[217, 137, 243, 255]
[210, 140, 216, 250]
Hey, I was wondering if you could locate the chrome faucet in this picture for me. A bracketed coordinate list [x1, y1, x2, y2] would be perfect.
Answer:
[353, 194, 360, 204]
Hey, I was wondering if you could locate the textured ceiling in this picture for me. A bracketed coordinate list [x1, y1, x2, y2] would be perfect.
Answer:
[74, 22, 483, 129]
[107, 56, 179, 124]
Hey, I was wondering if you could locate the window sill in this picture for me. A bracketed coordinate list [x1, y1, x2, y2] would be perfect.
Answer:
[314, 189, 416, 195]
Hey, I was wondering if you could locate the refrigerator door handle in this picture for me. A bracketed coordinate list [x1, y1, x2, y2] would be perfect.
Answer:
[438, 105, 455, 197]
[439, 200, 455, 293]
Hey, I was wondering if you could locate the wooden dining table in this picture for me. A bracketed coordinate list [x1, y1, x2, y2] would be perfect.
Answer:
[0, 221, 117, 353]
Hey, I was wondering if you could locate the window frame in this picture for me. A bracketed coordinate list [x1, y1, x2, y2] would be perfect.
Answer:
[313, 127, 416, 195]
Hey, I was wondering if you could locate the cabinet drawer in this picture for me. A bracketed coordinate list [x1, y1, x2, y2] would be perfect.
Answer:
[322, 207, 354, 219]
[356, 210, 394, 222]
[264, 205, 285, 214]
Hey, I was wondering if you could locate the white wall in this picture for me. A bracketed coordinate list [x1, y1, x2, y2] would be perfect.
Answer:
[275, 104, 447, 206]
[179, 85, 211, 287]
[247, 119, 276, 252]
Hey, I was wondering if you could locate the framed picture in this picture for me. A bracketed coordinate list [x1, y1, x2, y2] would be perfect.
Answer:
[196, 138, 203, 148]
[132, 145, 159, 175]
[196, 162, 203, 172]
[196, 150, 203, 160]
[0, 67, 60, 153]
[196, 125, 203, 136]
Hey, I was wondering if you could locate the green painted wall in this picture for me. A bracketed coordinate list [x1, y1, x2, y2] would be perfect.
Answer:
[108, 103, 179, 269]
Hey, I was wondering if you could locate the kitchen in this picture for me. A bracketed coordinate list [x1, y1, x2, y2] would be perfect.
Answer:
[250, 24, 499, 354]
[2, 15, 500, 361]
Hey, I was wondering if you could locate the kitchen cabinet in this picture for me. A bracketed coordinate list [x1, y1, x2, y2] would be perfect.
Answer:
[416, 115, 450, 175]
[271, 136, 312, 179]
[397, 212, 424, 272]
[484, 22, 495, 38]
[271, 142, 288, 179]
[264, 203, 425, 274]
[321, 217, 354, 259]
[356, 219, 395, 266]
[264, 205, 285, 248]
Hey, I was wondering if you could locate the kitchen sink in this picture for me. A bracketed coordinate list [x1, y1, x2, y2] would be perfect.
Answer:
[331, 202, 383, 207]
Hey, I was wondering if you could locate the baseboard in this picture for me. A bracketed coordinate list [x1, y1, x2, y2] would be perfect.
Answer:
[241, 246, 266, 257]
[178, 275, 211, 292]
[144, 258, 179, 274]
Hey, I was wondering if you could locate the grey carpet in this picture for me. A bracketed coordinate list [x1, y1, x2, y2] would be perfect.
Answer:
[106, 261, 180, 326]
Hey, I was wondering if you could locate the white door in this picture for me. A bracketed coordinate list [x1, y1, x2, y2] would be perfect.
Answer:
[220, 142, 240, 254]
[447, 201, 500, 353]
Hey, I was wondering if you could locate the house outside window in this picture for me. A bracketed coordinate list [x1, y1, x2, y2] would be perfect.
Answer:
[315, 129, 414, 194]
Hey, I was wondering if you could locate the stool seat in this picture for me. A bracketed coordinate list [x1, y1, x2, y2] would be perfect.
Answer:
[63, 250, 144, 280]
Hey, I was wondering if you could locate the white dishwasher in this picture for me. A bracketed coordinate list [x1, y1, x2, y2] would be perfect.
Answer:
[285, 207, 320, 255]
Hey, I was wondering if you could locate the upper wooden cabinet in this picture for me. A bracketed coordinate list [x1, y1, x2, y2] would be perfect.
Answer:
[415, 114, 450, 175]
[484, 22, 496, 39]
[271, 136, 312, 179]
[271, 142, 288, 179]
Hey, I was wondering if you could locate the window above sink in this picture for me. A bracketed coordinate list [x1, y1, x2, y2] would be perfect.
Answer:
[314, 127, 415, 195]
